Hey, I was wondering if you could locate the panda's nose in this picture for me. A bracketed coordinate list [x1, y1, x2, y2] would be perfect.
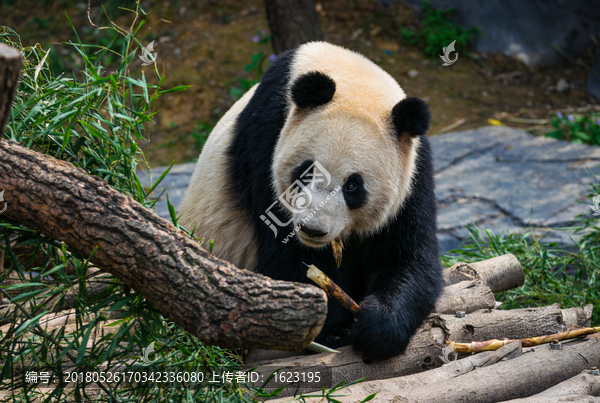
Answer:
[300, 226, 328, 238]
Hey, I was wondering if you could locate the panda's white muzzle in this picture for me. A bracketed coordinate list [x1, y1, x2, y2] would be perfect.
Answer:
[293, 187, 348, 248]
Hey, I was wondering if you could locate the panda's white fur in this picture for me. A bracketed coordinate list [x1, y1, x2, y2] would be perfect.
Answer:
[178, 42, 442, 359]
[179, 85, 260, 270]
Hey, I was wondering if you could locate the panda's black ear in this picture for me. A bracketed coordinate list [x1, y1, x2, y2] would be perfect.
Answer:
[291, 72, 336, 109]
[392, 97, 431, 138]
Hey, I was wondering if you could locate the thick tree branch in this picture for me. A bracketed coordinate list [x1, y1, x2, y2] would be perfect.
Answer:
[0, 138, 328, 350]
[0, 43, 327, 351]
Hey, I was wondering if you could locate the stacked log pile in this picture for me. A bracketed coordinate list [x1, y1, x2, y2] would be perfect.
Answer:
[248, 255, 598, 402]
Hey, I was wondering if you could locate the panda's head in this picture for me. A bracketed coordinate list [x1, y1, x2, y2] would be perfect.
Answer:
[272, 69, 431, 248]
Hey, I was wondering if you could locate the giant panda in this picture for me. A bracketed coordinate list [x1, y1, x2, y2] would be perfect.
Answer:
[179, 42, 443, 359]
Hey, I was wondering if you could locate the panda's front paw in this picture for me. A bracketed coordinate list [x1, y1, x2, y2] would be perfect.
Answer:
[350, 295, 410, 360]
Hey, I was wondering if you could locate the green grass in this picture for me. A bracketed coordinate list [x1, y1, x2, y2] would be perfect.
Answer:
[400, 1, 481, 58]
[545, 112, 600, 145]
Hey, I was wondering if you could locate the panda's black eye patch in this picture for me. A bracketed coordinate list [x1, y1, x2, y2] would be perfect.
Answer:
[343, 173, 367, 210]
[291, 160, 314, 185]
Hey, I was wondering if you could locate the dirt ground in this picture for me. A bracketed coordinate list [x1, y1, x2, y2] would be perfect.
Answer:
[3, 0, 597, 167]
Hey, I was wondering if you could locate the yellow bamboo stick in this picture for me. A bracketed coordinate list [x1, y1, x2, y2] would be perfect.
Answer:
[305, 264, 359, 313]
[448, 326, 600, 353]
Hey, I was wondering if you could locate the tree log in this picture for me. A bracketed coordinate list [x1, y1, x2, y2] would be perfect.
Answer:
[245, 303, 592, 365]
[270, 337, 600, 402]
[0, 138, 328, 350]
[499, 369, 600, 403]
[443, 254, 524, 293]
[245, 305, 593, 398]
[434, 280, 496, 314]
[263, 0, 323, 54]
[375, 337, 600, 403]
[0, 43, 328, 350]
[266, 342, 523, 402]
[433, 303, 593, 343]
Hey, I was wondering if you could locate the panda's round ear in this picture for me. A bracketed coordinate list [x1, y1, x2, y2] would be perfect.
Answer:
[392, 97, 431, 138]
[291, 72, 336, 109]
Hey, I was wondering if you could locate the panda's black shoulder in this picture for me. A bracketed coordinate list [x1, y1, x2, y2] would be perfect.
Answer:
[226, 48, 298, 215]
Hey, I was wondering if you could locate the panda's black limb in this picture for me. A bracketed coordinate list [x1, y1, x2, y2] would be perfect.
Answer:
[227, 45, 443, 360]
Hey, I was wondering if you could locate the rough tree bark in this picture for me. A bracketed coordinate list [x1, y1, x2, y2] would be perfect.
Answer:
[269, 337, 600, 402]
[443, 253, 524, 293]
[246, 305, 593, 398]
[267, 342, 524, 402]
[0, 43, 327, 351]
[500, 370, 600, 403]
[434, 280, 496, 314]
[432, 303, 593, 342]
[360, 337, 600, 403]
[264, 0, 323, 54]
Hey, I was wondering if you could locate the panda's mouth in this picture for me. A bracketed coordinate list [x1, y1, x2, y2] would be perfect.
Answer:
[297, 232, 330, 248]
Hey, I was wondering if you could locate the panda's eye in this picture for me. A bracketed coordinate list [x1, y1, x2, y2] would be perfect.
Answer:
[342, 173, 367, 210]
[344, 181, 358, 192]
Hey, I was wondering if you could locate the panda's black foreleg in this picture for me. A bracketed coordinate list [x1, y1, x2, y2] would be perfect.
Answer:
[349, 257, 442, 359]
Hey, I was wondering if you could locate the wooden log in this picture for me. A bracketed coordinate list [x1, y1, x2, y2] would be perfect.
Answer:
[0, 137, 328, 350]
[245, 305, 594, 397]
[498, 369, 600, 403]
[0, 43, 327, 351]
[266, 342, 523, 402]
[246, 305, 592, 365]
[434, 280, 496, 314]
[245, 302, 591, 365]
[433, 304, 593, 343]
[387, 337, 600, 403]
[248, 323, 442, 390]
[444, 254, 524, 293]
[279, 337, 600, 402]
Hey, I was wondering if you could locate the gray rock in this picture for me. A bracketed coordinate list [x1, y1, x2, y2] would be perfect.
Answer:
[401, 0, 600, 66]
[433, 126, 599, 252]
